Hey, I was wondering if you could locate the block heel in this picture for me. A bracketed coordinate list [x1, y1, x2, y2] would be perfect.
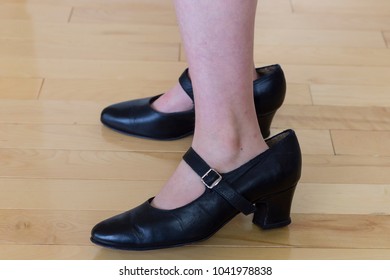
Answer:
[252, 185, 296, 230]
[258, 111, 276, 139]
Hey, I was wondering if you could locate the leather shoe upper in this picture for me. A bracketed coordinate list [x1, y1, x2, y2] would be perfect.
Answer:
[90, 129, 301, 250]
[101, 64, 286, 140]
[101, 94, 195, 140]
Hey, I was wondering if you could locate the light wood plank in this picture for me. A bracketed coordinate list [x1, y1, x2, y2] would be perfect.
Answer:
[255, 46, 390, 66]
[0, 149, 180, 180]
[331, 130, 390, 156]
[272, 129, 334, 155]
[71, 5, 177, 25]
[0, 100, 101, 125]
[0, 0, 173, 7]
[1, 210, 389, 249]
[294, 183, 390, 215]
[1, 148, 390, 184]
[288, 214, 390, 249]
[0, 179, 161, 211]
[0, 39, 180, 61]
[255, 29, 386, 48]
[255, 14, 390, 30]
[0, 3, 72, 22]
[39, 78, 176, 102]
[282, 64, 390, 86]
[292, 0, 390, 16]
[0, 78, 42, 99]
[311, 84, 390, 107]
[384, 31, 390, 47]
[301, 154, 390, 184]
[258, 0, 293, 14]
[2, 245, 389, 260]
[0, 21, 181, 44]
[2, 179, 389, 215]
[284, 83, 312, 105]
[274, 105, 390, 131]
[0, 58, 187, 80]
[0, 123, 192, 151]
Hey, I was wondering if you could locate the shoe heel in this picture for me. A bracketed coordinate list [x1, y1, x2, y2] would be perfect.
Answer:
[252, 186, 296, 230]
[258, 111, 276, 139]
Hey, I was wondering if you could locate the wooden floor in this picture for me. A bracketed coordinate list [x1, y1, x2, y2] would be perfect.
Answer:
[1, 0, 390, 260]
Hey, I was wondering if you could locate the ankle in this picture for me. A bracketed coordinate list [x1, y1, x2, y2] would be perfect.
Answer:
[192, 126, 268, 173]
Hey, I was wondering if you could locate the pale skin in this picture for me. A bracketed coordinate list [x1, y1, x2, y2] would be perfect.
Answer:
[151, 0, 269, 210]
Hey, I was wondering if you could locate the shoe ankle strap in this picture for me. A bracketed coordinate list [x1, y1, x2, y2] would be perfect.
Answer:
[183, 147, 256, 215]
[178, 69, 194, 101]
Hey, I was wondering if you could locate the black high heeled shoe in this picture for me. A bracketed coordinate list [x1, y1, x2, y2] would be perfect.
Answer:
[100, 64, 286, 140]
[90, 129, 301, 251]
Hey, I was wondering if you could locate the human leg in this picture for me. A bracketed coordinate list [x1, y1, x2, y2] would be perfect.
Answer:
[152, 0, 268, 209]
[91, 0, 301, 250]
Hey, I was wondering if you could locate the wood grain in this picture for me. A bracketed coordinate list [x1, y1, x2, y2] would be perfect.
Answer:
[1, 210, 389, 250]
[3, 245, 389, 260]
[0, 0, 389, 260]
[0, 3, 72, 22]
[331, 130, 390, 156]
[291, 0, 390, 16]
[0, 78, 42, 99]
[311, 85, 390, 107]
[2, 179, 389, 215]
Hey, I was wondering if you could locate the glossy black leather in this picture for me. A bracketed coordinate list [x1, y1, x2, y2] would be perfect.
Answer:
[100, 64, 286, 140]
[90, 129, 301, 250]
[101, 94, 195, 140]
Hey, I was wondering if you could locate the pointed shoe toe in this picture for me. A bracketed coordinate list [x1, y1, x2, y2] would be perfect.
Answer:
[100, 95, 195, 140]
[91, 129, 302, 250]
[91, 209, 140, 249]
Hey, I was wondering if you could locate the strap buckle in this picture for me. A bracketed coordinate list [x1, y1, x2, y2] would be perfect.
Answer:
[201, 168, 222, 189]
